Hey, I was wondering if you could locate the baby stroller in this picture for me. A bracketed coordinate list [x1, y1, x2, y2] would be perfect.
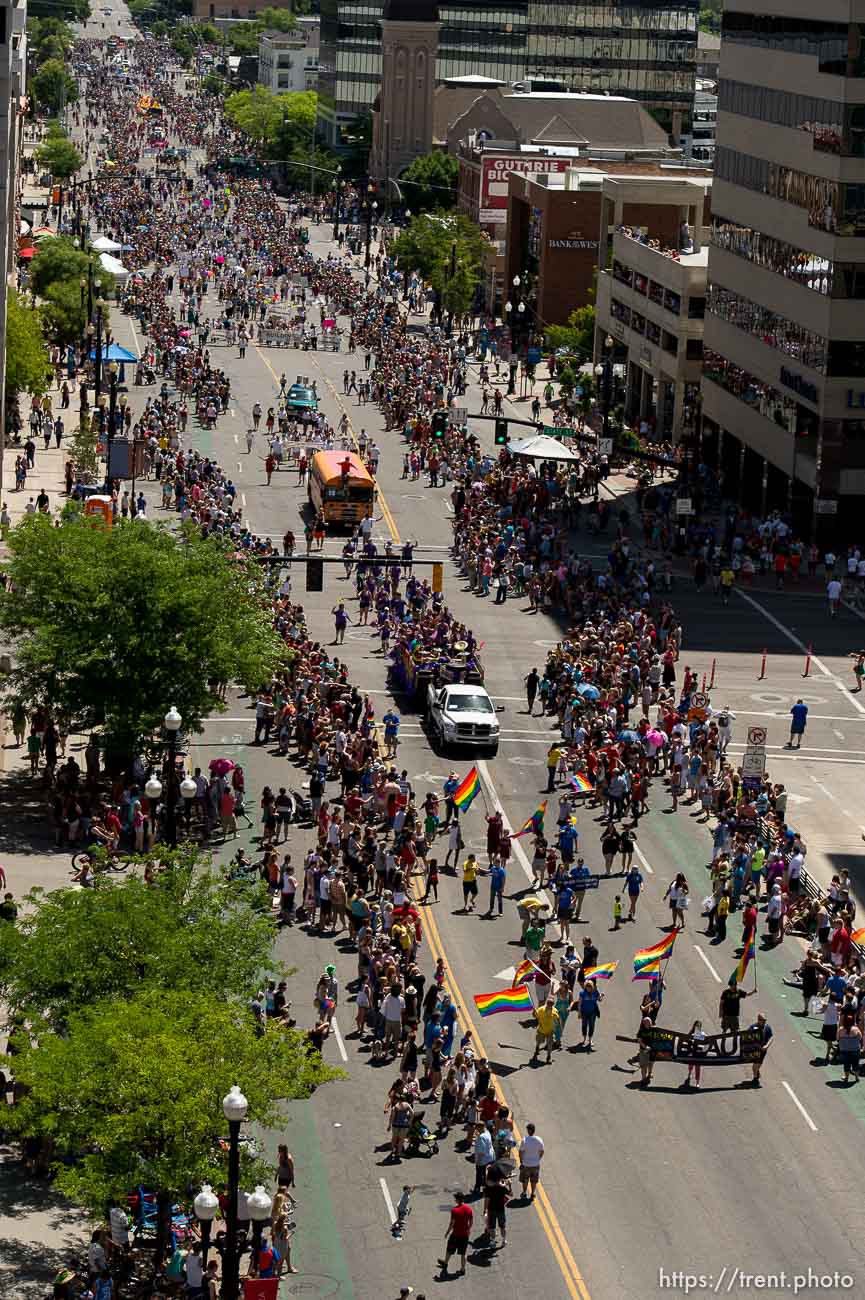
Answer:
[405, 1111, 439, 1157]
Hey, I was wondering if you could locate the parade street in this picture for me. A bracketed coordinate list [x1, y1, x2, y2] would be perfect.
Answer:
[3, 13, 865, 1299]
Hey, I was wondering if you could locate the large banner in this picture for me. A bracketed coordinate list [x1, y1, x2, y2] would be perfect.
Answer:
[479, 155, 570, 225]
[646, 1025, 764, 1066]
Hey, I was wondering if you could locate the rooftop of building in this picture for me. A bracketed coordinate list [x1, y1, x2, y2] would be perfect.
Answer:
[438, 87, 674, 152]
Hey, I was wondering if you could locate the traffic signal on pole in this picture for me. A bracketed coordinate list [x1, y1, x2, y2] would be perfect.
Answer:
[432, 562, 443, 593]
[494, 418, 508, 445]
[306, 557, 324, 592]
[432, 410, 448, 438]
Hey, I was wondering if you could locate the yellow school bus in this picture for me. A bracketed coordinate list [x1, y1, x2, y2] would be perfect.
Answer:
[308, 450, 375, 528]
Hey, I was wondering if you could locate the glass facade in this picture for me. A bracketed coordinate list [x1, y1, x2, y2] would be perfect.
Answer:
[715, 146, 865, 236]
[320, 0, 698, 133]
[717, 80, 865, 157]
[720, 13, 865, 77]
[706, 283, 829, 371]
[703, 347, 820, 434]
[710, 215, 865, 297]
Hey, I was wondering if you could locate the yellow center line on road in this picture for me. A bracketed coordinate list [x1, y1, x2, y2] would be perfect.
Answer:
[253, 344, 401, 544]
[409, 873, 592, 1300]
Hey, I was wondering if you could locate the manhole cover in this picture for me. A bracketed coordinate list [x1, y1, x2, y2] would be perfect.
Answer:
[287, 1276, 342, 1298]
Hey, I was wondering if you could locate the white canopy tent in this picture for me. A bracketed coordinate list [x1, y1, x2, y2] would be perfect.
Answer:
[507, 433, 581, 463]
[99, 251, 131, 282]
[92, 234, 123, 252]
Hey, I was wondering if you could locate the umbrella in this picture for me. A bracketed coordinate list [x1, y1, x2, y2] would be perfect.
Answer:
[617, 729, 640, 743]
[507, 433, 581, 463]
[92, 234, 123, 252]
[209, 757, 236, 776]
[20, 219, 30, 235]
[646, 728, 665, 747]
[214, 255, 225, 264]
[32, 226, 55, 239]
[18, 246, 35, 259]
[576, 682, 600, 700]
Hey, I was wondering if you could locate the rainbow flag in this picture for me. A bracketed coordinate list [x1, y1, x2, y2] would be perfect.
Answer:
[512, 957, 538, 987]
[512, 799, 547, 839]
[583, 961, 618, 981]
[852, 927, 865, 945]
[633, 932, 676, 980]
[734, 929, 756, 985]
[474, 986, 534, 1017]
[569, 772, 592, 794]
[452, 766, 481, 812]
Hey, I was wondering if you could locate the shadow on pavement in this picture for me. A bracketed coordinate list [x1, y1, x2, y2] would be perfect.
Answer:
[0, 1148, 91, 1298]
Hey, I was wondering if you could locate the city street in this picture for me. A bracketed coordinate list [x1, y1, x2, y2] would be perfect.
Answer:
[5, 14, 865, 1299]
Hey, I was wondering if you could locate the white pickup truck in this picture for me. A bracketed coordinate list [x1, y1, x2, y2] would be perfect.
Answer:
[426, 683, 500, 755]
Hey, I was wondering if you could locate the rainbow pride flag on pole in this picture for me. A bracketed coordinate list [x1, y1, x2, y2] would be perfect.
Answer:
[852, 926, 865, 945]
[583, 961, 618, 981]
[632, 932, 676, 981]
[733, 929, 756, 985]
[512, 957, 538, 987]
[474, 986, 534, 1017]
[569, 772, 593, 795]
[512, 799, 547, 839]
[452, 766, 481, 812]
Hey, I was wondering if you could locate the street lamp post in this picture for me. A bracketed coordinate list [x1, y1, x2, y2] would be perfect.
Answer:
[193, 1185, 219, 1271]
[222, 1085, 249, 1300]
[593, 333, 615, 444]
[145, 773, 162, 847]
[332, 167, 343, 241]
[107, 361, 119, 443]
[364, 198, 378, 271]
[247, 1185, 273, 1275]
[163, 706, 182, 847]
[94, 294, 106, 405]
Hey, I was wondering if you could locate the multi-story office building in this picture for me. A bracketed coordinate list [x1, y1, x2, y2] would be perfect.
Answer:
[258, 19, 319, 95]
[595, 176, 709, 440]
[319, 0, 698, 141]
[701, 1, 865, 536]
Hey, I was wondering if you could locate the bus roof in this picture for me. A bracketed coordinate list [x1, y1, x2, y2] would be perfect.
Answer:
[311, 450, 374, 487]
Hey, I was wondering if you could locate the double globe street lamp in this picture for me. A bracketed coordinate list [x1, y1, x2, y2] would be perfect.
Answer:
[194, 1087, 274, 1300]
[144, 707, 197, 847]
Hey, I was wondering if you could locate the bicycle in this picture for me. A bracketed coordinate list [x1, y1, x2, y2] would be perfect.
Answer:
[70, 845, 134, 876]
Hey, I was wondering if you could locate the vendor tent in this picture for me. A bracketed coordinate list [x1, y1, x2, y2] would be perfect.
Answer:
[507, 433, 581, 463]
[92, 234, 123, 252]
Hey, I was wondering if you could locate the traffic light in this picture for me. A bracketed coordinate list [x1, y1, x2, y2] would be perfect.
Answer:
[432, 562, 443, 593]
[432, 410, 448, 438]
[494, 418, 508, 446]
[306, 557, 324, 592]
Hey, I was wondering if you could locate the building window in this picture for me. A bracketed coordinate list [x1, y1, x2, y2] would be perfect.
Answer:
[715, 147, 865, 236]
[703, 348, 819, 435]
[720, 14, 865, 77]
[706, 283, 828, 371]
[711, 215, 835, 295]
[685, 338, 703, 360]
[687, 295, 705, 318]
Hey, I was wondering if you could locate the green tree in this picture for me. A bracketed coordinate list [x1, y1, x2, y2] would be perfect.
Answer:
[544, 303, 596, 364]
[4, 291, 50, 403]
[30, 58, 78, 115]
[0, 516, 281, 750]
[70, 414, 98, 474]
[40, 277, 90, 347]
[28, 16, 74, 54]
[224, 85, 285, 148]
[34, 134, 83, 180]
[202, 72, 225, 96]
[281, 142, 339, 189]
[5, 988, 339, 1239]
[29, 238, 111, 346]
[270, 90, 319, 159]
[399, 151, 458, 213]
[0, 849, 281, 1028]
[257, 6, 297, 32]
[391, 213, 487, 318]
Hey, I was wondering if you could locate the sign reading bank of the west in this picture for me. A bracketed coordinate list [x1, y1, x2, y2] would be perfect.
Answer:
[480, 155, 570, 225]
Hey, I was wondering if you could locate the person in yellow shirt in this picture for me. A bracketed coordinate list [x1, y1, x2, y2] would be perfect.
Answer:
[546, 744, 562, 793]
[532, 998, 560, 1064]
[461, 853, 479, 912]
[720, 565, 735, 606]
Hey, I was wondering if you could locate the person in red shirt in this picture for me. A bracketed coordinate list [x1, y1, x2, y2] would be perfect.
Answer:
[440, 1192, 473, 1276]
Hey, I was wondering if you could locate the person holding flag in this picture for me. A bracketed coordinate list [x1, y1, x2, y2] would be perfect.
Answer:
[718, 977, 755, 1034]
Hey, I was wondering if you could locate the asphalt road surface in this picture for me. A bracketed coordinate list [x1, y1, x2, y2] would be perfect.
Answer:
[43, 23, 865, 1298]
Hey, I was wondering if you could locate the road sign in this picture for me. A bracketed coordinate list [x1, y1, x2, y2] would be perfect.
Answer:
[449, 407, 468, 427]
[742, 743, 767, 778]
[527, 346, 541, 365]
[432, 562, 443, 593]
[747, 726, 767, 746]
[599, 437, 613, 456]
[816, 498, 838, 514]
[676, 497, 693, 516]
[692, 691, 709, 708]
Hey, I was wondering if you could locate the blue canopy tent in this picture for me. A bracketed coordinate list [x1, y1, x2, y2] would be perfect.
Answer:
[89, 342, 138, 384]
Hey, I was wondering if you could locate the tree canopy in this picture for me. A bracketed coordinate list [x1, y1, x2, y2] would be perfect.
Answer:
[6, 987, 338, 1219]
[28, 237, 112, 346]
[4, 291, 50, 403]
[0, 849, 281, 1029]
[0, 516, 281, 749]
[399, 152, 458, 213]
[544, 303, 596, 364]
[225, 87, 320, 157]
[30, 58, 78, 115]
[34, 134, 83, 181]
[391, 213, 488, 317]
